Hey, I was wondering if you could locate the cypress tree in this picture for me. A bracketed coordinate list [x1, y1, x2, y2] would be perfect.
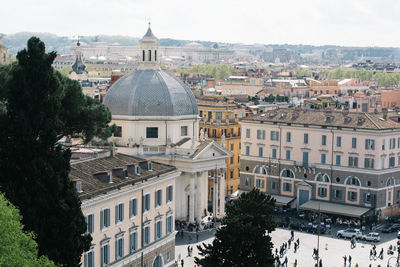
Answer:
[0, 37, 113, 266]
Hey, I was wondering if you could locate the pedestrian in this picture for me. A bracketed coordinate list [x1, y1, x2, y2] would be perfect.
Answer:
[196, 232, 199, 242]
[288, 239, 291, 249]
[174, 260, 178, 267]
[373, 248, 377, 260]
[296, 238, 300, 246]
[291, 230, 294, 240]
[355, 264, 358, 267]
[343, 255, 347, 265]
[190, 246, 193, 256]
[181, 259, 184, 267]
[319, 258, 322, 267]
[284, 256, 288, 267]
[293, 259, 297, 267]
[349, 255, 352, 266]
[187, 246, 190, 256]
[178, 253, 181, 261]
[369, 249, 372, 260]
[379, 248, 383, 259]
[275, 248, 278, 256]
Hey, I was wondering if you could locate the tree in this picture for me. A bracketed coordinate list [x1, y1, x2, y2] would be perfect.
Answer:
[195, 189, 276, 267]
[0, 193, 57, 267]
[0, 37, 113, 266]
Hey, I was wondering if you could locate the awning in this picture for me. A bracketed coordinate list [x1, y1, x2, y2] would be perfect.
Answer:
[299, 200, 371, 218]
[268, 194, 295, 207]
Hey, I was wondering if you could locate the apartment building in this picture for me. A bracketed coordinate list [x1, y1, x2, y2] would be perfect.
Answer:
[240, 108, 400, 218]
[217, 76, 264, 96]
[197, 99, 246, 197]
[71, 152, 179, 267]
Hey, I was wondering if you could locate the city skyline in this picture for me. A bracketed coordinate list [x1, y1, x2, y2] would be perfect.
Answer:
[2, 0, 400, 47]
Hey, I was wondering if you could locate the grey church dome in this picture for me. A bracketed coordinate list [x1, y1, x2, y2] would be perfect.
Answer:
[103, 69, 198, 118]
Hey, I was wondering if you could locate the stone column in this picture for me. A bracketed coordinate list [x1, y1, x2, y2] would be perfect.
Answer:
[189, 174, 195, 223]
[219, 169, 226, 217]
[196, 172, 203, 222]
[213, 171, 218, 219]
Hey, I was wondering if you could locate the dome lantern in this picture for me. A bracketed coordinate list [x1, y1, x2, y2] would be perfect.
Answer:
[138, 23, 159, 70]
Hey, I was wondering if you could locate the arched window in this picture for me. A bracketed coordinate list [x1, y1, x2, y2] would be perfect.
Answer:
[262, 166, 267, 175]
[142, 50, 145, 61]
[387, 178, 395, 186]
[346, 177, 361, 186]
[254, 166, 260, 174]
[148, 50, 152, 61]
[281, 169, 295, 178]
[155, 50, 157, 61]
[315, 173, 330, 183]
[153, 255, 163, 267]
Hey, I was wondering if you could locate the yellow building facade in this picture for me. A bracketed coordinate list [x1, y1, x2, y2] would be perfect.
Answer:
[197, 99, 245, 199]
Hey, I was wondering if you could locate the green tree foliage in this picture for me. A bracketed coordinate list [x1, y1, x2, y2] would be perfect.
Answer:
[321, 68, 400, 86]
[0, 37, 113, 266]
[195, 189, 276, 267]
[0, 193, 57, 267]
[174, 64, 233, 80]
[295, 67, 310, 77]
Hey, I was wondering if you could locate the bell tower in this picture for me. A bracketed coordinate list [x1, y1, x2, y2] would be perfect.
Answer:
[138, 23, 160, 70]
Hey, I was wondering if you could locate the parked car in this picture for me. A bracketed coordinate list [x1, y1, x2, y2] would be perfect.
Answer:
[362, 232, 380, 242]
[337, 228, 362, 239]
[381, 224, 400, 233]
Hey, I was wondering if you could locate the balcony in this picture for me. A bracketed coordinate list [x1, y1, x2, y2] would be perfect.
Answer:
[294, 161, 315, 168]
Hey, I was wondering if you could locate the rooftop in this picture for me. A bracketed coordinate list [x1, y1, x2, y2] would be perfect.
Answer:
[241, 108, 400, 130]
[70, 153, 176, 200]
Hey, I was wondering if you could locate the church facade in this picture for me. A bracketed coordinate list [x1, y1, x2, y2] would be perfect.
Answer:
[103, 25, 231, 227]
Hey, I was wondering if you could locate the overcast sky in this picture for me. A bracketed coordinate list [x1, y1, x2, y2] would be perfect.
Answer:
[2, 0, 400, 47]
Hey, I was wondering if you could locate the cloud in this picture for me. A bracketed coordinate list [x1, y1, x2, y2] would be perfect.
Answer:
[1, 0, 399, 47]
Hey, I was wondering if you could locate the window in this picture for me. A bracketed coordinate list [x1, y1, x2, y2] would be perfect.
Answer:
[336, 136, 342, 147]
[116, 237, 124, 260]
[272, 148, 277, 159]
[101, 244, 110, 266]
[143, 225, 150, 246]
[86, 214, 94, 234]
[129, 198, 137, 218]
[335, 155, 341, 166]
[230, 143, 234, 151]
[365, 139, 375, 150]
[148, 162, 153, 171]
[258, 147, 263, 157]
[155, 220, 162, 240]
[318, 187, 327, 197]
[256, 179, 265, 188]
[352, 137, 357, 149]
[285, 150, 291, 160]
[166, 215, 173, 234]
[381, 157, 385, 169]
[130, 231, 138, 253]
[155, 50, 157, 61]
[100, 208, 110, 230]
[115, 203, 124, 224]
[257, 129, 266, 140]
[148, 49, 151, 61]
[282, 169, 295, 178]
[321, 135, 327, 146]
[135, 166, 141, 175]
[390, 138, 396, 149]
[302, 152, 309, 166]
[363, 193, 372, 203]
[364, 158, 374, 169]
[155, 189, 162, 208]
[142, 50, 145, 61]
[347, 191, 358, 202]
[321, 153, 326, 164]
[316, 173, 330, 183]
[348, 156, 358, 168]
[123, 169, 129, 178]
[270, 130, 279, 141]
[245, 146, 250, 156]
[143, 194, 150, 212]
[216, 112, 222, 120]
[390, 157, 396, 168]
[246, 128, 250, 138]
[398, 137, 400, 149]
[84, 250, 94, 267]
[269, 181, 277, 190]
[114, 126, 122, 137]
[333, 190, 341, 199]
[304, 133, 309, 144]
[166, 185, 173, 202]
[286, 132, 291, 142]
[283, 182, 292, 192]
[146, 127, 158, 138]
[230, 157, 233, 164]
[346, 177, 360, 186]
[181, 126, 188, 136]
[107, 174, 112, 183]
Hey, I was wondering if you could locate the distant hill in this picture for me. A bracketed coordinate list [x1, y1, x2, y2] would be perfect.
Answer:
[0, 32, 219, 55]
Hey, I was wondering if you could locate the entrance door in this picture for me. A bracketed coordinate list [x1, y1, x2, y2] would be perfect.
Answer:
[299, 189, 310, 206]
[302, 152, 309, 167]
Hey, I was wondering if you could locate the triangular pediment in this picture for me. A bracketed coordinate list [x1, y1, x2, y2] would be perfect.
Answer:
[192, 140, 232, 160]
[296, 181, 312, 188]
